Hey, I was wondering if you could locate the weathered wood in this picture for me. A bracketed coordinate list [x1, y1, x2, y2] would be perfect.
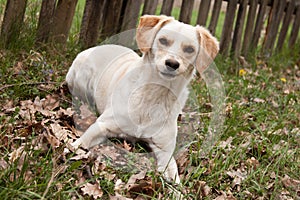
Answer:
[121, 0, 143, 31]
[270, 0, 286, 50]
[208, 0, 222, 35]
[0, 0, 27, 48]
[79, 0, 93, 45]
[36, 0, 56, 43]
[220, 0, 238, 55]
[277, 0, 295, 50]
[50, 0, 78, 44]
[231, 0, 248, 57]
[242, 0, 258, 55]
[289, 5, 300, 47]
[142, 0, 159, 15]
[197, 0, 211, 26]
[263, 0, 286, 53]
[251, 0, 268, 49]
[79, 0, 106, 48]
[100, 0, 124, 38]
[179, 0, 195, 24]
[160, 0, 175, 16]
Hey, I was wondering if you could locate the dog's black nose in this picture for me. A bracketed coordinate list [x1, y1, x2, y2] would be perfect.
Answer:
[165, 59, 180, 71]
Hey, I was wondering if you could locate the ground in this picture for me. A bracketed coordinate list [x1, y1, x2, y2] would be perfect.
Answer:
[0, 47, 299, 199]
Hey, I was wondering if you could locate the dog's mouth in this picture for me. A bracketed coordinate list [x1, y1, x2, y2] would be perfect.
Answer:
[160, 71, 176, 79]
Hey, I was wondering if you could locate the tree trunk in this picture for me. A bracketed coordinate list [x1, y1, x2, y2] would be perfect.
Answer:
[0, 0, 27, 48]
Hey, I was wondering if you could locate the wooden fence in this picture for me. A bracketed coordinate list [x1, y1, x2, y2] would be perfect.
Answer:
[1, 0, 299, 57]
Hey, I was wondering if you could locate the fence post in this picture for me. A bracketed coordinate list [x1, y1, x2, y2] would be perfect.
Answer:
[36, 0, 56, 44]
[242, 0, 258, 56]
[100, 0, 124, 39]
[142, 0, 159, 15]
[208, 0, 222, 35]
[288, 4, 300, 48]
[179, 0, 195, 24]
[197, 0, 211, 26]
[277, 0, 295, 50]
[160, 0, 174, 16]
[50, 0, 78, 44]
[121, 0, 143, 32]
[263, 0, 286, 54]
[0, 0, 27, 48]
[220, 0, 238, 56]
[231, 0, 248, 57]
[79, 0, 106, 49]
[251, 0, 268, 50]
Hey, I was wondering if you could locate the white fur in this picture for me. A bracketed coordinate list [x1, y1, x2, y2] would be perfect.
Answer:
[66, 15, 219, 184]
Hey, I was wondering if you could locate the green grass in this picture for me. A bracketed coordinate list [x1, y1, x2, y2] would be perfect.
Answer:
[0, 1, 299, 199]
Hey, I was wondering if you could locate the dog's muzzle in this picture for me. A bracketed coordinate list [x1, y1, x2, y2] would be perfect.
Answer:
[160, 59, 179, 79]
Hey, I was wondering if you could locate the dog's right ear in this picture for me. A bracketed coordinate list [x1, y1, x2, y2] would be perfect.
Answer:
[136, 15, 174, 54]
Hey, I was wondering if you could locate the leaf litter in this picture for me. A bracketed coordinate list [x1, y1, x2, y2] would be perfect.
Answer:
[1, 58, 300, 199]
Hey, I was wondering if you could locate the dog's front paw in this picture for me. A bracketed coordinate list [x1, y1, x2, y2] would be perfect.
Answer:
[71, 138, 88, 150]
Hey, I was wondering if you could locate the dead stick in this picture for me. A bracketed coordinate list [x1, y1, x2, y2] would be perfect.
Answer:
[0, 81, 59, 91]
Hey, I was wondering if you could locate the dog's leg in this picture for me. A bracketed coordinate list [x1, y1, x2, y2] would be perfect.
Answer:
[72, 120, 110, 149]
[150, 142, 180, 184]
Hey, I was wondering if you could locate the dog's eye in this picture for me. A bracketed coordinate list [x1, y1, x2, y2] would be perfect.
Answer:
[183, 46, 195, 54]
[159, 38, 169, 46]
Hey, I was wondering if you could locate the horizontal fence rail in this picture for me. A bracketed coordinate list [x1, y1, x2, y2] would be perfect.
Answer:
[0, 0, 299, 58]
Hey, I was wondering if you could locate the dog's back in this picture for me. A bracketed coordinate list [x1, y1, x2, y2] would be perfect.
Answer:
[66, 45, 139, 112]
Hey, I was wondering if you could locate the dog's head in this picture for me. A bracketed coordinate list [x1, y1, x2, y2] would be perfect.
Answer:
[136, 15, 219, 80]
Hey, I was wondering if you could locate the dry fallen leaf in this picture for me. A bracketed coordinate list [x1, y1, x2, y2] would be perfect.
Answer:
[195, 180, 211, 197]
[109, 193, 133, 200]
[282, 175, 300, 192]
[73, 104, 97, 131]
[81, 181, 103, 199]
[125, 170, 147, 189]
[0, 159, 9, 170]
[246, 157, 260, 170]
[9, 146, 25, 163]
[253, 97, 265, 103]
[227, 169, 247, 188]
[175, 148, 190, 174]
[214, 191, 237, 200]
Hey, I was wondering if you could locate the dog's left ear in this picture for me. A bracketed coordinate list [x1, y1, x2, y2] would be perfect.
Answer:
[195, 26, 219, 74]
[136, 15, 174, 54]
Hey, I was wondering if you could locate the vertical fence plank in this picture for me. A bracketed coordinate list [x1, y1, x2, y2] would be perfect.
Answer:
[36, 0, 56, 43]
[242, 0, 258, 55]
[179, 0, 195, 24]
[50, 0, 78, 44]
[160, 0, 175, 16]
[220, 0, 238, 55]
[231, 0, 248, 57]
[277, 0, 295, 50]
[79, 0, 106, 49]
[251, 0, 268, 50]
[197, 0, 211, 26]
[208, 0, 222, 35]
[100, 0, 124, 38]
[0, 0, 27, 48]
[142, 0, 158, 15]
[121, 0, 143, 31]
[288, 5, 300, 48]
[263, 0, 286, 53]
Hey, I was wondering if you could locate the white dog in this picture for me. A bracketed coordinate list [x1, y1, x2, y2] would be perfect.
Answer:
[66, 15, 219, 184]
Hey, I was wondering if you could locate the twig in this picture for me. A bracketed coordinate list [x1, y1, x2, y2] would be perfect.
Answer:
[0, 81, 59, 91]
